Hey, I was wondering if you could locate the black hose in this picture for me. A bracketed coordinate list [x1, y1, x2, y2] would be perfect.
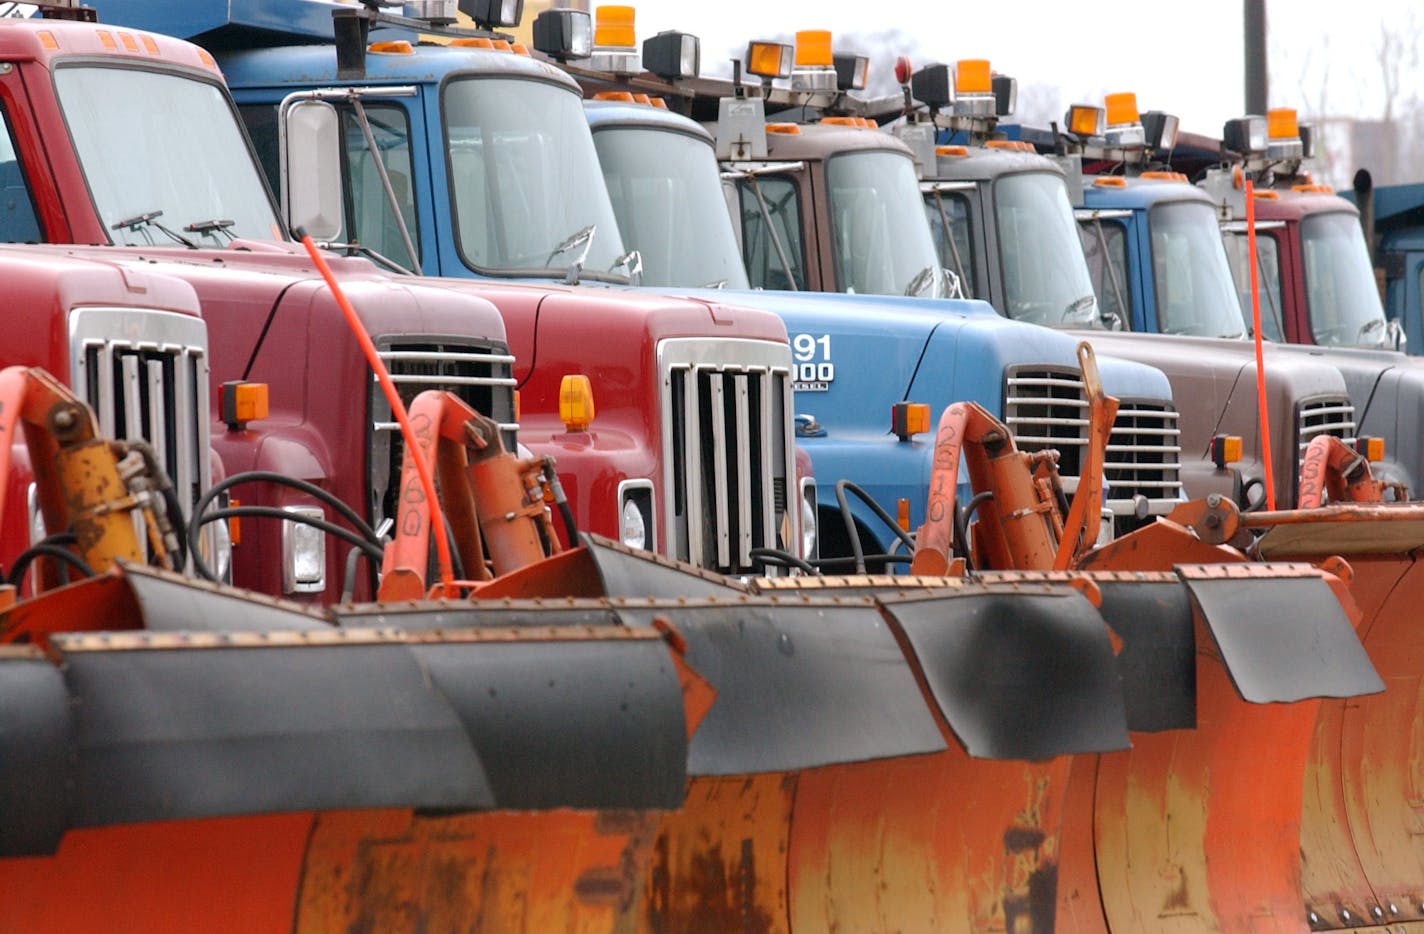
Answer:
[953, 491, 995, 570]
[187, 471, 384, 582]
[833, 480, 917, 574]
[189, 506, 384, 582]
[748, 547, 817, 575]
[7, 540, 96, 588]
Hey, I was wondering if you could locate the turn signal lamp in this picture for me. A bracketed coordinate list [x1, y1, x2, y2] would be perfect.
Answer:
[891, 402, 931, 441]
[368, 40, 414, 54]
[1210, 433, 1242, 469]
[643, 29, 700, 79]
[594, 5, 635, 47]
[457, 0, 523, 29]
[593, 91, 636, 102]
[532, 8, 593, 61]
[936, 144, 968, 158]
[795, 30, 833, 66]
[1067, 104, 1104, 138]
[833, 52, 869, 91]
[766, 122, 801, 134]
[1223, 114, 1268, 154]
[1357, 436, 1386, 462]
[746, 39, 794, 79]
[221, 381, 270, 430]
[559, 374, 596, 430]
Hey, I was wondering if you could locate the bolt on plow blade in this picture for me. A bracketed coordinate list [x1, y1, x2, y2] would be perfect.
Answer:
[1057, 522, 1388, 932]
[1255, 508, 1424, 930]
[0, 564, 701, 933]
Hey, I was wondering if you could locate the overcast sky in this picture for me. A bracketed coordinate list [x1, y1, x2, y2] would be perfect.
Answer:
[625, 0, 1420, 139]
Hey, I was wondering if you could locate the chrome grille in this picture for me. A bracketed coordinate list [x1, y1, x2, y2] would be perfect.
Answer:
[1296, 396, 1356, 462]
[1004, 365, 1184, 513]
[660, 338, 795, 575]
[1104, 400, 1183, 502]
[370, 339, 517, 530]
[69, 307, 211, 516]
[1004, 366, 1089, 477]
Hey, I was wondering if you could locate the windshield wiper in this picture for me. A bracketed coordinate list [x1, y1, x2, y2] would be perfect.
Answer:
[547, 223, 597, 285]
[1357, 317, 1386, 344]
[1063, 293, 1097, 324]
[904, 265, 938, 298]
[111, 210, 197, 249]
[610, 249, 642, 286]
[184, 218, 236, 243]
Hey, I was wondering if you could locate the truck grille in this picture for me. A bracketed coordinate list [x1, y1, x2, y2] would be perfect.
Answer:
[1004, 366, 1184, 512]
[660, 338, 795, 575]
[69, 308, 211, 516]
[1296, 396, 1356, 463]
[369, 338, 517, 531]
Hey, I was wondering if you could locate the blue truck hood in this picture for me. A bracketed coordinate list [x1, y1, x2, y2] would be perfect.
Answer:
[668, 289, 1174, 431]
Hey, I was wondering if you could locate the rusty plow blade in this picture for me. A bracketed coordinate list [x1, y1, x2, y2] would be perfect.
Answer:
[0, 564, 704, 933]
[1250, 506, 1424, 930]
[1056, 549, 1386, 931]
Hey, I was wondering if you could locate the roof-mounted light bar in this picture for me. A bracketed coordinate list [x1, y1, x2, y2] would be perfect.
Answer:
[457, 0, 523, 30]
[1265, 107, 1304, 161]
[532, 7, 593, 61]
[952, 59, 995, 116]
[643, 29, 700, 80]
[402, 0, 458, 24]
[791, 29, 836, 92]
[1102, 92, 1145, 148]
[590, 5, 640, 73]
[833, 52, 869, 91]
[746, 39, 794, 80]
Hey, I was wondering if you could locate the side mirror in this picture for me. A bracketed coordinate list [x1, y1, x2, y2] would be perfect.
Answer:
[1387, 317, 1408, 352]
[282, 99, 344, 242]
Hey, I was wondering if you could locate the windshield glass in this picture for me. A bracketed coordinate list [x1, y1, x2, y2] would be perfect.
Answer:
[1148, 200, 1246, 338]
[1222, 230, 1286, 341]
[55, 65, 281, 245]
[923, 188, 976, 298]
[1079, 219, 1132, 327]
[825, 150, 946, 297]
[444, 77, 626, 277]
[593, 126, 748, 289]
[1301, 211, 1390, 347]
[995, 172, 1100, 327]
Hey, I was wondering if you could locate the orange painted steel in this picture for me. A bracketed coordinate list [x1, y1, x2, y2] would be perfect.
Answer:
[1297, 434, 1390, 507]
[0, 808, 665, 933]
[1242, 482, 1424, 924]
[1056, 613, 1324, 932]
[378, 389, 560, 600]
[789, 751, 1070, 932]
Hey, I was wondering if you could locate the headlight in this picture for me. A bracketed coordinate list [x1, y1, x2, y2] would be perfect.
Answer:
[282, 505, 326, 594]
[621, 497, 647, 551]
[618, 480, 655, 553]
[800, 479, 818, 560]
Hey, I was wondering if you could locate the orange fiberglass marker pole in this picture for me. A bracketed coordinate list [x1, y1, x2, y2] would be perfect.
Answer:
[297, 230, 457, 595]
[1245, 178, 1277, 510]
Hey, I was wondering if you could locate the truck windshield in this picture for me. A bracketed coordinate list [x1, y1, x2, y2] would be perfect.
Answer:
[825, 150, 946, 297]
[994, 172, 1101, 327]
[54, 65, 280, 245]
[1301, 211, 1391, 347]
[1222, 230, 1286, 341]
[1148, 201, 1246, 338]
[592, 125, 749, 289]
[444, 77, 627, 278]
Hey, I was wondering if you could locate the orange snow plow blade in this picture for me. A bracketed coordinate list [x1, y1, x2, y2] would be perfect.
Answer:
[1254, 506, 1424, 929]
